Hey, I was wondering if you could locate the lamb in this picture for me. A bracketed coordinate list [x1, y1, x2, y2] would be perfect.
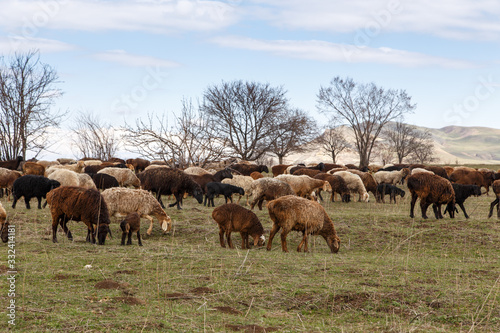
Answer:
[250, 171, 264, 180]
[230, 163, 269, 176]
[487, 180, 500, 218]
[46, 186, 112, 244]
[90, 173, 120, 190]
[120, 212, 143, 246]
[212, 203, 265, 249]
[138, 168, 204, 209]
[266, 195, 340, 253]
[275, 174, 332, 200]
[0, 156, 23, 171]
[221, 175, 254, 206]
[407, 173, 455, 219]
[0, 168, 22, 200]
[313, 173, 351, 202]
[205, 182, 245, 207]
[248, 178, 295, 210]
[22, 162, 45, 176]
[101, 187, 172, 235]
[375, 184, 406, 203]
[0, 201, 8, 243]
[333, 171, 369, 202]
[444, 184, 481, 219]
[126, 158, 150, 173]
[97, 167, 141, 188]
[271, 164, 292, 177]
[373, 168, 410, 185]
[12, 175, 61, 209]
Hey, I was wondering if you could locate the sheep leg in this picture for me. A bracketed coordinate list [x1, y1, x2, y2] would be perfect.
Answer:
[420, 201, 430, 219]
[266, 224, 281, 251]
[258, 199, 264, 210]
[280, 230, 290, 253]
[409, 192, 418, 218]
[226, 230, 234, 249]
[24, 196, 31, 209]
[60, 220, 73, 241]
[156, 192, 165, 208]
[146, 216, 154, 236]
[297, 232, 308, 252]
[240, 232, 248, 249]
[317, 190, 324, 202]
[488, 198, 499, 218]
[121, 232, 127, 245]
[219, 228, 226, 248]
[36, 196, 43, 209]
[137, 231, 143, 246]
[203, 194, 208, 206]
[458, 202, 469, 219]
[432, 204, 440, 219]
[12, 195, 18, 209]
[127, 231, 133, 245]
[52, 217, 60, 243]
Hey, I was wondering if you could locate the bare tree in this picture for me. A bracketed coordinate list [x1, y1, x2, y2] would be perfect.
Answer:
[317, 77, 415, 168]
[269, 108, 319, 164]
[0, 50, 64, 159]
[317, 121, 350, 164]
[123, 100, 227, 168]
[383, 121, 419, 164]
[71, 112, 121, 160]
[372, 140, 394, 166]
[200, 80, 289, 161]
[408, 129, 436, 164]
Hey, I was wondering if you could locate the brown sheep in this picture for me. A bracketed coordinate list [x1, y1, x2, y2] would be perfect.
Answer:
[422, 166, 450, 180]
[0, 168, 22, 200]
[289, 162, 325, 175]
[250, 171, 264, 180]
[0, 201, 8, 243]
[120, 212, 142, 246]
[450, 168, 495, 194]
[46, 186, 112, 244]
[190, 168, 233, 193]
[22, 162, 46, 176]
[292, 168, 323, 177]
[126, 158, 150, 173]
[266, 195, 340, 253]
[230, 163, 269, 176]
[443, 166, 455, 177]
[407, 173, 455, 219]
[313, 173, 350, 202]
[271, 164, 292, 177]
[248, 178, 295, 210]
[212, 203, 265, 249]
[323, 163, 345, 172]
[487, 180, 500, 218]
[0, 156, 23, 170]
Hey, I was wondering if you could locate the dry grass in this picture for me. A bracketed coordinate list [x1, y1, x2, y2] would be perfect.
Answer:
[0, 183, 499, 332]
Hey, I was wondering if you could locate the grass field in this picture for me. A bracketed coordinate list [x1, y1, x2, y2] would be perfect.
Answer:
[0, 184, 499, 332]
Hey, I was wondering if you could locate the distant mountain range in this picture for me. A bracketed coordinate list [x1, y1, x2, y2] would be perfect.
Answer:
[278, 125, 500, 166]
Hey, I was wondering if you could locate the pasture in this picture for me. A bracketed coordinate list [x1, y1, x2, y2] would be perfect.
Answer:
[0, 183, 499, 332]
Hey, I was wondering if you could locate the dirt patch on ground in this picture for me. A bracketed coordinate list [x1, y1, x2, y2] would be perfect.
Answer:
[112, 296, 145, 305]
[0, 265, 9, 274]
[163, 292, 193, 300]
[331, 292, 371, 310]
[114, 270, 138, 275]
[53, 273, 79, 280]
[226, 324, 279, 332]
[214, 306, 242, 315]
[95, 279, 123, 290]
[190, 287, 215, 295]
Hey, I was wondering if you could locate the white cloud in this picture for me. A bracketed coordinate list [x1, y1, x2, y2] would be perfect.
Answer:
[211, 36, 473, 68]
[0, 0, 238, 34]
[0, 36, 75, 53]
[93, 50, 181, 68]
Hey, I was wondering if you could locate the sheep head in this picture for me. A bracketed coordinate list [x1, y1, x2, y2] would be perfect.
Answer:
[160, 215, 172, 232]
[97, 223, 111, 245]
[253, 234, 266, 247]
[322, 181, 332, 192]
[325, 234, 341, 253]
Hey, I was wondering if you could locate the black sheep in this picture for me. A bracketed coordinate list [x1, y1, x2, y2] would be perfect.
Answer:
[444, 184, 481, 219]
[12, 175, 61, 209]
[204, 182, 245, 207]
[0, 156, 24, 171]
[89, 173, 120, 190]
[138, 168, 203, 209]
[229, 164, 269, 176]
[375, 184, 406, 204]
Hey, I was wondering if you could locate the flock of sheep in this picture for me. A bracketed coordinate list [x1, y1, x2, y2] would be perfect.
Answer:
[0, 156, 499, 253]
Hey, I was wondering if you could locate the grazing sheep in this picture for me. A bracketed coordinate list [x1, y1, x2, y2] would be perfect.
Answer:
[271, 164, 292, 177]
[266, 195, 340, 253]
[487, 180, 500, 218]
[347, 170, 378, 198]
[97, 167, 141, 188]
[126, 158, 150, 173]
[47, 169, 95, 189]
[120, 212, 143, 246]
[102, 187, 172, 235]
[250, 171, 264, 180]
[138, 168, 203, 209]
[0, 202, 8, 243]
[373, 168, 410, 185]
[46, 186, 112, 244]
[248, 178, 295, 210]
[190, 168, 233, 193]
[184, 166, 212, 176]
[444, 184, 481, 219]
[89, 173, 120, 190]
[221, 175, 254, 206]
[22, 162, 46, 176]
[12, 175, 61, 209]
[0, 168, 22, 200]
[230, 163, 269, 176]
[407, 173, 455, 219]
[0, 156, 24, 170]
[212, 203, 265, 249]
[450, 168, 496, 194]
[313, 173, 351, 202]
[205, 182, 245, 207]
[333, 171, 369, 202]
[276, 174, 332, 200]
[375, 184, 406, 204]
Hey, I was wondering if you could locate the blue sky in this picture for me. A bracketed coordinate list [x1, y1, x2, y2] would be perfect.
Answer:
[1, 0, 500, 155]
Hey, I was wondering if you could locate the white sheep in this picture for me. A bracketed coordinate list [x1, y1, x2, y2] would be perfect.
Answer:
[82, 160, 103, 166]
[373, 168, 410, 185]
[97, 167, 141, 188]
[221, 175, 255, 206]
[45, 160, 86, 175]
[144, 164, 171, 171]
[411, 168, 434, 175]
[48, 169, 95, 188]
[275, 174, 332, 200]
[101, 187, 172, 235]
[183, 166, 212, 176]
[333, 171, 369, 202]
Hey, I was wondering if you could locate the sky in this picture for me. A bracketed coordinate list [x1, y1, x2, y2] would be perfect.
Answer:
[1, 0, 500, 159]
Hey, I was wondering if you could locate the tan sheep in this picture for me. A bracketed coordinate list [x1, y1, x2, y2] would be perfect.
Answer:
[275, 174, 332, 200]
[183, 166, 211, 176]
[0, 201, 8, 243]
[45, 160, 86, 175]
[97, 167, 141, 188]
[47, 169, 81, 187]
[37, 160, 60, 169]
[373, 168, 410, 185]
[221, 175, 254, 206]
[0, 168, 22, 200]
[333, 171, 369, 202]
[22, 162, 45, 176]
[101, 187, 172, 235]
[266, 195, 340, 253]
[248, 178, 295, 210]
